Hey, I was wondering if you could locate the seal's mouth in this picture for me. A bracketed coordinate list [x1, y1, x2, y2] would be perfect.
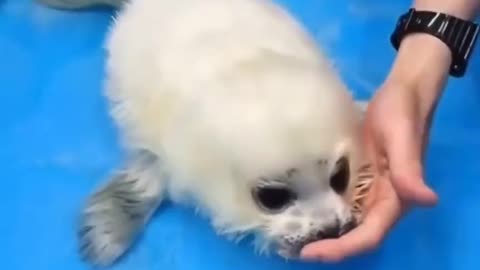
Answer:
[275, 218, 359, 260]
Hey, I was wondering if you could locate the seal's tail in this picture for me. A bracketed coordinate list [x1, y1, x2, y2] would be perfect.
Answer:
[77, 151, 165, 266]
[36, 0, 126, 10]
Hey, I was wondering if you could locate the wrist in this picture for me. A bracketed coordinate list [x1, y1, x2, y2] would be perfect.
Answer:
[413, 0, 479, 21]
[385, 33, 451, 104]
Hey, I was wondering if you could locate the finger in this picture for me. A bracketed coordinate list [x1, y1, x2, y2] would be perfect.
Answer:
[384, 119, 438, 206]
[300, 180, 401, 262]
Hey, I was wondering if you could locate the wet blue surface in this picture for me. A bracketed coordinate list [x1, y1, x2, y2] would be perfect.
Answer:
[1, 0, 480, 270]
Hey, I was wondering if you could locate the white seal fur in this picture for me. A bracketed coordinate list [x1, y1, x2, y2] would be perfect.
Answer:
[77, 0, 374, 266]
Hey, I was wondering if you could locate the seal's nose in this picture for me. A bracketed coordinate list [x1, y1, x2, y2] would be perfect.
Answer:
[339, 219, 357, 236]
[317, 224, 341, 240]
[315, 219, 357, 240]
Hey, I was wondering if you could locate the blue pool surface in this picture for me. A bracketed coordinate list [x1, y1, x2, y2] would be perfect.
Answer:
[1, 0, 480, 269]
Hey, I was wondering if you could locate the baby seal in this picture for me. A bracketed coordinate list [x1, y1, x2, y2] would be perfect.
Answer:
[55, 0, 375, 266]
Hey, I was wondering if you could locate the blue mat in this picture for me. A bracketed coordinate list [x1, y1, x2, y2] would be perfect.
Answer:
[2, 0, 480, 269]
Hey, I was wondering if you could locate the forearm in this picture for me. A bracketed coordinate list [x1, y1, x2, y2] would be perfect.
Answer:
[385, 0, 480, 107]
[413, 0, 480, 20]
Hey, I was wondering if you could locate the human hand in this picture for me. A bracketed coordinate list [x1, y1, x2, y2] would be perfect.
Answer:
[300, 33, 452, 262]
[299, 91, 416, 261]
[362, 32, 453, 206]
[360, 82, 439, 206]
[299, 81, 438, 262]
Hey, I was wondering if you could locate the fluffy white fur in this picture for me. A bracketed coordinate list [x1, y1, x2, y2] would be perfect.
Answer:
[77, 0, 373, 266]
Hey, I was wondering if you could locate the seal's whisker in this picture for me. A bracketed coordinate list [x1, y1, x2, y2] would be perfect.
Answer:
[351, 163, 375, 221]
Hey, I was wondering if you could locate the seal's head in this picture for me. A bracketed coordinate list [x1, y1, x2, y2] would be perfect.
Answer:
[239, 136, 373, 258]
[249, 154, 372, 258]
[182, 127, 373, 259]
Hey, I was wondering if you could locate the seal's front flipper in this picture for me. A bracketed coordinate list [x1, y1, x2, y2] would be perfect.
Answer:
[77, 150, 165, 267]
[36, 0, 126, 10]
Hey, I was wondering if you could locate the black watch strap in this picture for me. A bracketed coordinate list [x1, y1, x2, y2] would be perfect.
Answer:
[390, 8, 480, 77]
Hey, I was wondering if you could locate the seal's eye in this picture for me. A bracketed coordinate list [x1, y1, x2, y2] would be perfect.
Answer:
[330, 156, 350, 194]
[253, 186, 296, 212]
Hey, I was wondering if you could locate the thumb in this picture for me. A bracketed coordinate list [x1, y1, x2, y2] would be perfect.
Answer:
[385, 123, 438, 207]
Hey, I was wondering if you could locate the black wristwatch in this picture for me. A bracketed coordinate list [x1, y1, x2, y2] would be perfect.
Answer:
[390, 8, 480, 78]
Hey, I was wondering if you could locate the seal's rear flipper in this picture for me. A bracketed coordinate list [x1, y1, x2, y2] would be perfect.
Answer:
[77, 150, 165, 266]
[35, 0, 125, 10]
